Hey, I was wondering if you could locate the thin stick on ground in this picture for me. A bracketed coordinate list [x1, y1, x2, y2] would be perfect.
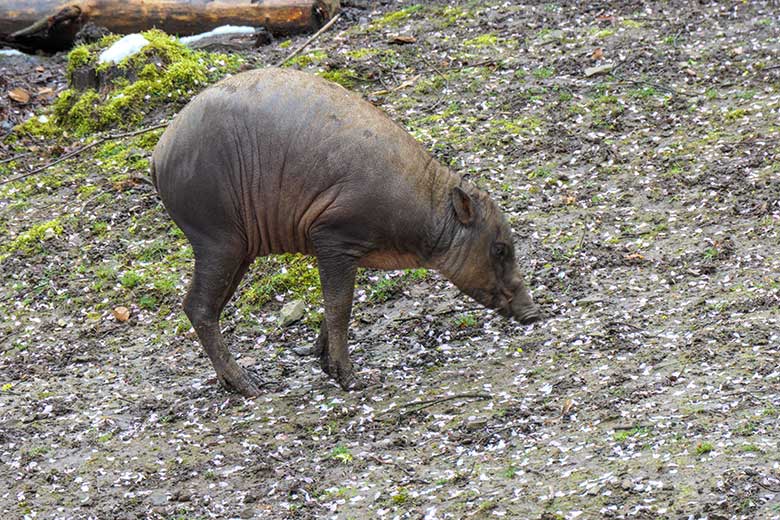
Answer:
[275, 13, 342, 67]
[0, 123, 168, 187]
[397, 393, 492, 418]
[0, 152, 31, 165]
[393, 306, 483, 322]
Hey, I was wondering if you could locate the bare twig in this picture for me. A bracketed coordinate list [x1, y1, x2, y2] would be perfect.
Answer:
[400, 393, 492, 409]
[398, 392, 492, 418]
[609, 56, 636, 76]
[1, 123, 167, 186]
[423, 57, 450, 112]
[725, 390, 772, 404]
[757, 480, 780, 493]
[447, 58, 498, 71]
[393, 306, 482, 322]
[478, 424, 519, 445]
[613, 423, 651, 431]
[276, 13, 342, 67]
[10, 5, 81, 39]
[0, 152, 31, 164]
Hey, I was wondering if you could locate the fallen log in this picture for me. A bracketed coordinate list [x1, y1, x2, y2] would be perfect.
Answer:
[0, 0, 340, 52]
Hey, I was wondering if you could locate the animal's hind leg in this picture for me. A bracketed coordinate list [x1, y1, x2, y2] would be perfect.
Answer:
[314, 250, 364, 390]
[183, 242, 259, 396]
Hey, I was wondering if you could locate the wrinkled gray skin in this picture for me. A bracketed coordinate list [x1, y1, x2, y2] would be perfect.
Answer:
[152, 68, 541, 395]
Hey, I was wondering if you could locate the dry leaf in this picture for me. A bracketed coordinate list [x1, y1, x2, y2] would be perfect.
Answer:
[561, 398, 574, 416]
[392, 75, 421, 92]
[112, 306, 130, 322]
[591, 47, 604, 60]
[389, 34, 417, 44]
[35, 65, 45, 72]
[563, 195, 577, 205]
[8, 87, 30, 104]
[36, 87, 55, 97]
[624, 253, 645, 261]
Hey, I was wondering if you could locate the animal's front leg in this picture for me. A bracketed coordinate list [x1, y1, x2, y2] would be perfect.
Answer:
[315, 252, 365, 390]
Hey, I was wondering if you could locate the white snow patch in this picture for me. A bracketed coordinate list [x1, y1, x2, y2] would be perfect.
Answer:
[98, 34, 150, 65]
[180, 25, 256, 45]
[0, 49, 26, 57]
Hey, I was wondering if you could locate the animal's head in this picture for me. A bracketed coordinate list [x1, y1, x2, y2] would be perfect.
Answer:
[441, 186, 541, 324]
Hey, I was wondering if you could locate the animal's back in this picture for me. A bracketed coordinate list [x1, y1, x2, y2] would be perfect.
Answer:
[152, 67, 437, 256]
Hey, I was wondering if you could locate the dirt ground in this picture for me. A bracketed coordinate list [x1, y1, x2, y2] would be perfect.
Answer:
[1, 1, 780, 519]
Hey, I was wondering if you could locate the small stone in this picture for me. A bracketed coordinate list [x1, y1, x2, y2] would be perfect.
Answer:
[584, 64, 614, 77]
[292, 345, 315, 356]
[577, 295, 604, 306]
[465, 418, 488, 432]
[112, 306, 131, 322]
[149, 491, 168, 506]
[171, 490, 191, 502]
[237, 356, 256, 368]
[279, 299, 305, 326]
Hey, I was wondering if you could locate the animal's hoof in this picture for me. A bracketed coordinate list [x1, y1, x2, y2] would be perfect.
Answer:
[219, 367, 266, 397]
[337, 371, 367, 391]
[321, 359, 367, 391]
[340, 369, 381, 391]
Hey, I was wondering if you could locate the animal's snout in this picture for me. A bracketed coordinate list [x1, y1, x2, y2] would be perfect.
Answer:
[509, 284, 541, 324]
[517, 306, 542, 325]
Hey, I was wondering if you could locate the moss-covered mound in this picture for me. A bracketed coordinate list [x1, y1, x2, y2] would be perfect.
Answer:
[18, 30, 243, 138]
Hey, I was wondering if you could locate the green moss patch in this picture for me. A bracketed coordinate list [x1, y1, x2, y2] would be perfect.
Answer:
[370, 5, 424, 29]
[318, 68, 360, 88]
[17, 29, 243, 138]
[240, 254, 321, 309]
[288, 50, 328, 67]
[463, 34, 499, 47]
[1, 219, 63, 261]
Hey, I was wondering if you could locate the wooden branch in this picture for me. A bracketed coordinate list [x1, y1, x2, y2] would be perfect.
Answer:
[1, 0, 340, 52]
[1, 123, 168, 187]
[276, 11, 341, 66]
[397, 393, 492, 418]
[393, 306, 483, 322]
[0, 152, 32, 165]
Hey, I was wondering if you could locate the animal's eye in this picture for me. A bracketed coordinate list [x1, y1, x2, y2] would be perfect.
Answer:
[492, 242, 508, 259]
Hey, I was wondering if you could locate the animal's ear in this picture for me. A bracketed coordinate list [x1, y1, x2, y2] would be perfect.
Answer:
[452, 186, 476, 226]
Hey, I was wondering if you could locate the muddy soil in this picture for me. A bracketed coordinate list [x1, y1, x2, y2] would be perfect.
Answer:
[1, 1, 779, 519]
